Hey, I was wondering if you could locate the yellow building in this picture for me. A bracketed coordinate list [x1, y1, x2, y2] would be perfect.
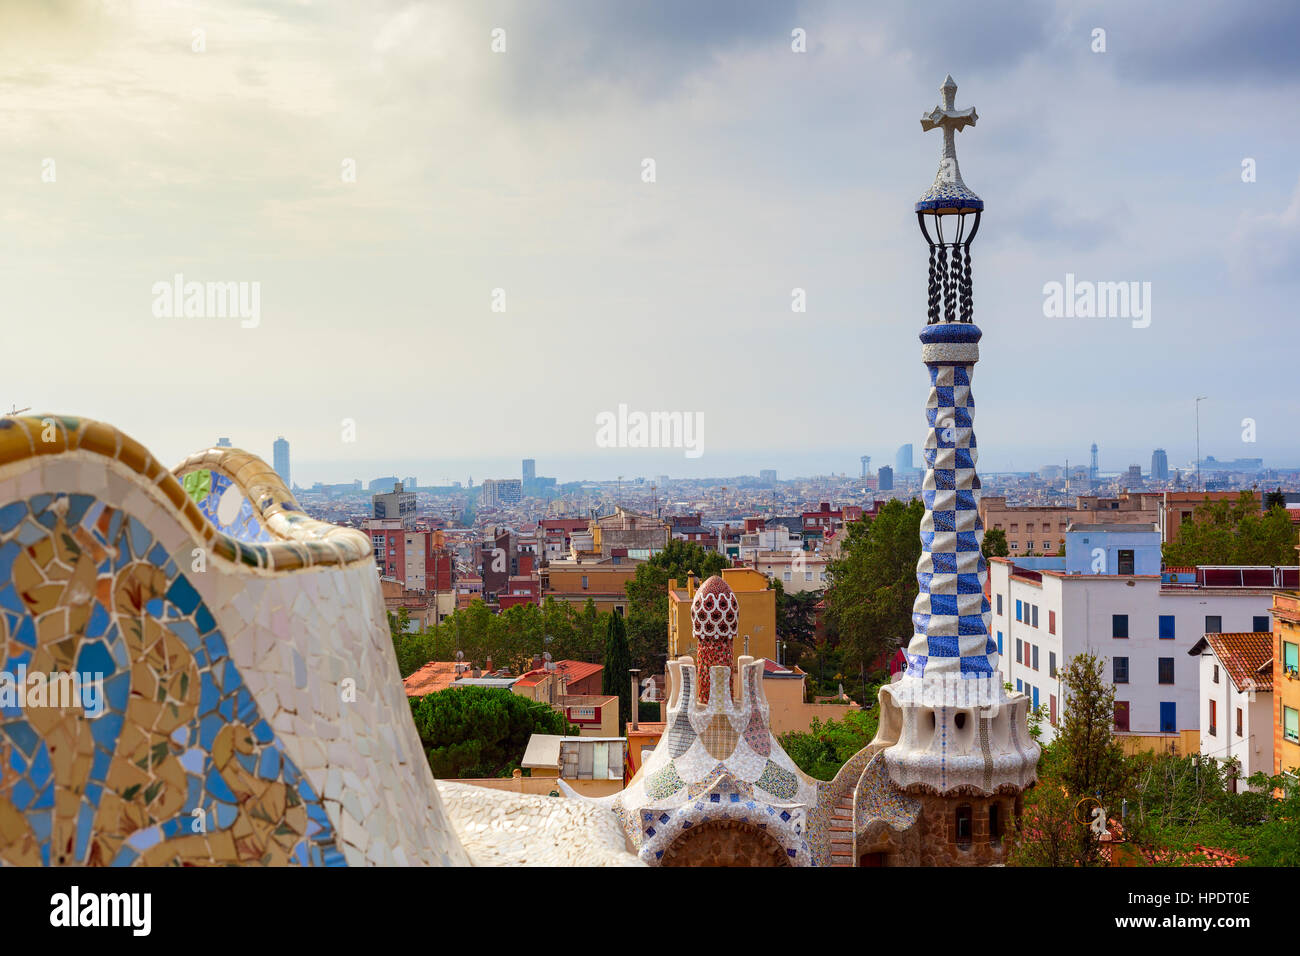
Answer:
[668, 568, 777, 663]
[1271, 591, 1300, 776]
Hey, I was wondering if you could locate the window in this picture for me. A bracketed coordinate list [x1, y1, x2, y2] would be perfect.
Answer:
[1016, 600, 1022, 622]
[1158, 615, 1175, 640]
[1205, 615, 1222, 634]
[783, 571, 791, 582]
[955, 805, 972, 846]
[1158, 657, 1175, 684]
[1113, 657, 1129, 684]
[1112, 614, 1128, 638]
[1285, 642, 1299, 676]
[1032, 645, 1040, 671]
[804, 570, 813, 582]
[1284, 706, 1299, 743]
[1213, 664, 1219, 684]
[1032, 685, 1039, 709]
[580, 575, 588, 589]
[1160, 702, 1177, 733]
[1027, 541, 1034, 550]
[1236, 707, 1243, 737]
[1015, 639, 1023, 664]
[1010, 542, 1019, 550]
[1117, 549, 1135, 575]
[1048, 610, 1056, 635]
[989, 804, 1001, 843]
[1049, 694, 1057, 726]
[996, 630, 1003, 655]
[1209, 699, 1217, 736]
[1049, 651, 1057, 678]
[1016, 678, 1023, 692]
[1114, 701, 1130, 732]
[1253, 615, 1270, 633]
[1031, 605, 1039, 628]
[996, 594, 1003, 615]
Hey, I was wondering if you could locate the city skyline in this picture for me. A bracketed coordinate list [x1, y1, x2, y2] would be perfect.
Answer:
[5, 0, 1299, 478]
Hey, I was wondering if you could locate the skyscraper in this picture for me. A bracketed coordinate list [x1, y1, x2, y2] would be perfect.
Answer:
[877, 465, 894, 491]
[522, 459, 536, 484]
[273, 437, 290, 488]
[1089, 442, 1099, 489]
[1151, 448, 1169, 480]
[895, 443, 914, 477]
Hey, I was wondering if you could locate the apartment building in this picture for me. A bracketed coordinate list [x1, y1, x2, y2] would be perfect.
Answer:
[541, 555, 642, 615]
[363, 519, 455, 592]
[989, 525, 1294, 748]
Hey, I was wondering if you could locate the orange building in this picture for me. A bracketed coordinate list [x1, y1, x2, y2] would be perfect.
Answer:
[1271, 590, 1300, 776]
[541, 556, 641, 615]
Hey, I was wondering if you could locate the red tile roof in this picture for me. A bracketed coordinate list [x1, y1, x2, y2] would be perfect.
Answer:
[556, 660, 602, 684]
[1201, 632, 1274, 692]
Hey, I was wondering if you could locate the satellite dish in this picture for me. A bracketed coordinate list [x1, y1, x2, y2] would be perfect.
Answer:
[543, 651, 552, 662]
[455, 650, 464, 661]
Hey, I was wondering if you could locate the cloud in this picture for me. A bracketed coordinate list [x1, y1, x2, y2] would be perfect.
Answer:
[1227, 175, 1300, 282]
[1099, 0, 1300, 82]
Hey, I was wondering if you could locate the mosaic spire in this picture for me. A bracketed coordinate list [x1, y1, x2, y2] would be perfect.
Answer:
[905, 76, 996, 681]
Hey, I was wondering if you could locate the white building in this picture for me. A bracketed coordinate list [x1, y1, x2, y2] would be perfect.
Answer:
[989, 525, 1288, 746]
[1188, 632, 1274, 789]
[738, 524, 803, 560]
[750, 549, 828, 593]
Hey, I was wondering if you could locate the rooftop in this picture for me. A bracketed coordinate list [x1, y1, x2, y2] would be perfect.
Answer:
[1188, 632, 1274, 693]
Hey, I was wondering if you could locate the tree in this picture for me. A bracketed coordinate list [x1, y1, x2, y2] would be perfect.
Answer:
[409, 686, 576, 778]
[1163, 491, 1298, 566]
[982, 526, 1009, 558]
[622, 539, 727, 673]
[825, 499, 924, 674]
[602, 611, 633, 735]
[1265, 488, 1286, 511]
[778, 707, 881, 781]
[1009, 652, 1130, 867]
[775, 581, 820, 655]
[1241, 772, 1300, 866]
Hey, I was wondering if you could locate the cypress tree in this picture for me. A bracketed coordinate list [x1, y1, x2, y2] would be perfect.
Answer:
[602, 612, 632, 735]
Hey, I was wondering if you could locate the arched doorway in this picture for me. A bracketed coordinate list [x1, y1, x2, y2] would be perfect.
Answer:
[660, 820, 793, 867]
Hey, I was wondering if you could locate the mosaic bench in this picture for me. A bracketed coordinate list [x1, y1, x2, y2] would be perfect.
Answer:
[0, 415, 637, 866]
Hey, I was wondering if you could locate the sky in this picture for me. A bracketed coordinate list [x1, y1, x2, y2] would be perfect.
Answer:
[3, 0, 1298, 485]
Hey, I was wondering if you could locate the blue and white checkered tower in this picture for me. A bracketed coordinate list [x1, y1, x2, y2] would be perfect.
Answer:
[906, 74, 995, 682]
[872, 76, 1038, 801]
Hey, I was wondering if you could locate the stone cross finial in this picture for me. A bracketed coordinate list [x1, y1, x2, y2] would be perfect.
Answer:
[916, 74, 983, 212]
